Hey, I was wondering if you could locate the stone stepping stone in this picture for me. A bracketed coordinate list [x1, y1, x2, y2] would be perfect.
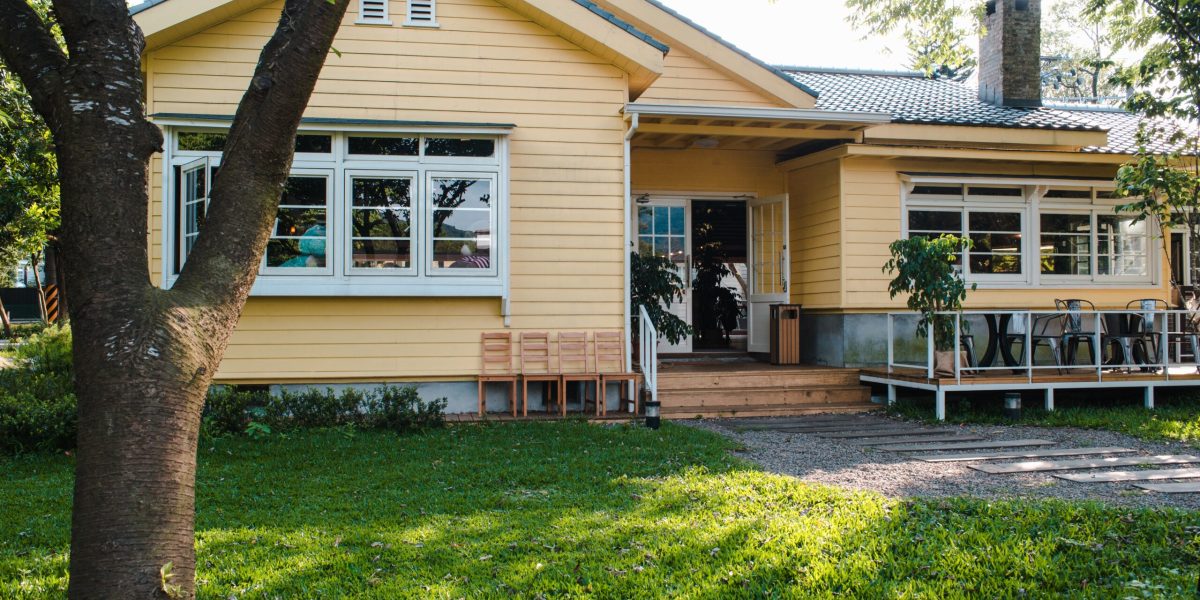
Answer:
[739, 419, 879, 431]
[972, 455, 1200, 474]
[778, 424, 901, 434]
[884, 439, 1055, 453]
[849, 434, 987, 446]
[1055, 467, 1200, 483]
[914, 447, 1135, 463]
[1133, 482, 1200, 493]
[819, 429, 944, 439]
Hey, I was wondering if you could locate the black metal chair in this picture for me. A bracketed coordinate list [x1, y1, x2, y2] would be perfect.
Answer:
[1057, 299, 1102, 368]
[1120, 299, 1168, 368]
[1170, 288, 1200, 371]
[1002, 310, 1069, 371]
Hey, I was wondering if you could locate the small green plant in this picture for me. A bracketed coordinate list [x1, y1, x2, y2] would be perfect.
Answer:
[631, 251, 692, 345]
[244, 421, 272, 440]
[12, 323, 71, 374]
[883, 235, 976, 351]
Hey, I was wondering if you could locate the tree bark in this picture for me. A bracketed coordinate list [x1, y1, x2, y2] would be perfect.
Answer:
[0, 293, 11, 338]
[0, 1, 349, 597]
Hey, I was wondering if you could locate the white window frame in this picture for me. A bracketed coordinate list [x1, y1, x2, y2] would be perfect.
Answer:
[260, 168, 336, 277]
[355, 0, 392, 25]
[161, 125, 510, 298]
[426, 171, 499, 277]
[404, 0, 438, 27]
[176, 156, 210, 272]
[901, 176, 1159, 289]
[344, 169, 419, 277]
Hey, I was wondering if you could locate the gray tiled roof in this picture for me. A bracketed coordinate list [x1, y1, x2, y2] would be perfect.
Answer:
[782, 66, 1159, 154]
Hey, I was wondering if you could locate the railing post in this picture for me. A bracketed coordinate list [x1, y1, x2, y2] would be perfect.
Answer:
[954, 312, 961, 384]
[926, 318, 935, 380]
[1095, 313, 1102, 382]
[1025, 311, 1032, 383]
[1161, 310, 1170, 379]
[887, 314, 895, 375]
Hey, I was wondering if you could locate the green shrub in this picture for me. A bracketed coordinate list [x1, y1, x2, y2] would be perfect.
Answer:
[202, 387, 266, 436]
[362, 385, 447, 432]
[12, 323, 71, 374]
[0, 325, 75, 453]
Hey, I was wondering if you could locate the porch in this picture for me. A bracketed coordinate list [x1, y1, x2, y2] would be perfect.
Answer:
[864, 308, 1200, 420]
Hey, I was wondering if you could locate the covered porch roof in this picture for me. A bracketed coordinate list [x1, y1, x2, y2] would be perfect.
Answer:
[624, 103, 892, 152]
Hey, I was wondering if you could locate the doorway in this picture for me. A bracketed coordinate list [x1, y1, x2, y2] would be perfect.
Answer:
[636, 195, 788, 355]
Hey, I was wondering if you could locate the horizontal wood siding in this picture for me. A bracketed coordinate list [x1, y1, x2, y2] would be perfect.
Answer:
[787, 160, 842, 308]
[630, 147, 784, 197]
[147, 0, 629, 382]
[637, 46, 782, 107]
[840, 156, 1171, 310]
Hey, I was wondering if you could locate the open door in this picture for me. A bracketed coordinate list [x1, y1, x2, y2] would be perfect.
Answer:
[637, 200, 691, 353]
[747, 195, 788, 353]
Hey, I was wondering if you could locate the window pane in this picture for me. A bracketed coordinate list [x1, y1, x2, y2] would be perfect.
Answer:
[967, 212, 1022, 275]
[178, 132, 226, 152]
[911, 185, 962, 197]
[669, 207, 685, 236]
[967, 186, 1023, 198]
[653, 206, 668, 234]
[281, 177, 327, 206]
[268, 176, 327, 269]
[350, 177, 412, 270]
[352, 240, 411, 269]
[909, 210, 961, 232]
[1044, 188, 1092, 200]
[348, 136, 418, 156]
[1040, 213, 1091, 275]
[295, 134, 332, 153]
[638, 238, 653, 255]
[969, 212, 1020, 232]
[1097, 215, 1148, 276]
[970, 253, 1022, 274]
[638, 207, 653, 235]
[424, 138, 495, 158]
[431, 178, 492, 271]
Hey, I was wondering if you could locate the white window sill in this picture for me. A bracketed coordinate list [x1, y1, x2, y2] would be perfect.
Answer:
[166, 276, 504, 298]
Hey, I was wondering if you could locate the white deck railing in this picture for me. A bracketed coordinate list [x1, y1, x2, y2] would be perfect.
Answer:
[886, 309, 1200, 386]
[638, 304, 658, 405]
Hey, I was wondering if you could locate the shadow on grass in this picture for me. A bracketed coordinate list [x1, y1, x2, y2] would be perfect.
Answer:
[2, 421, 1198, 598]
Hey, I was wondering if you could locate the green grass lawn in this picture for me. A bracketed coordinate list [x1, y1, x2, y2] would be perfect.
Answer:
[891, 388, 1200, 447]
[3, 421, 1198, 598]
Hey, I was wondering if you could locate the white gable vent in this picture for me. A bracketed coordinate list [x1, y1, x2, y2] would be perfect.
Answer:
[405, 0, 438, 27]
[356, 0, 391, 25]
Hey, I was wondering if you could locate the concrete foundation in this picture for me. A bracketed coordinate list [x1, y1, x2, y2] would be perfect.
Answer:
[272, 381, 626, 415]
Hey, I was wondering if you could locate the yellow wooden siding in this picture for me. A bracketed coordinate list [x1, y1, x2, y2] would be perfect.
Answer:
[839, 156, 1171, 310]
[786, 160, 842, 309]
[630, 148, 784, 196]
[637, 46, 783, 107]
[147, 0, 630, 382]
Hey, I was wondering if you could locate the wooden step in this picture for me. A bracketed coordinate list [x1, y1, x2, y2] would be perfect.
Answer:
[1133, 482, 1200, 493]
[819, 428, 942, 439]
[660, 386, 871, 409]
[1055, 467, 1200, 483]
[884, 439, 1056, 452]
[972, 455, 1200, 474]
[662, 404, 875, 419]
[848, 434, 987, 446]
[657, 370, 862, 390]
[914, 447, 1136, 462]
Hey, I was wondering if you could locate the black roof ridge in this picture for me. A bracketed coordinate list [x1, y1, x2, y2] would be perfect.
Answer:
[777, 65, 927, 78]
[573, 0, 670, 54]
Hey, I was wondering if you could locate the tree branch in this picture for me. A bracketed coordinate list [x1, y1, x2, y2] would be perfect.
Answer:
[0, 0, 68, 126]
[1142, 0, 1200, 49]
[174, 0, 349, 302]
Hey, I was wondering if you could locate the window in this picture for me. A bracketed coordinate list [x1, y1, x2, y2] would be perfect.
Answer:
[166, 127, 507, 296]
[904, 178, 1155, 287]
[357, 0, 391, 25]
[405, 0, 437, 26]
[637, 205, 685, 263]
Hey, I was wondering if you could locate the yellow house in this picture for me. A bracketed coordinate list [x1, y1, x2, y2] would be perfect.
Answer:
[132, 0, 1179, 416]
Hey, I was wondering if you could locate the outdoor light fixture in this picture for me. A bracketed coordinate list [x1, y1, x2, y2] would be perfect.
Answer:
[1004, 392, 1022, 420]
[643, 391, 661, 430]
[636, 193, 651, 205]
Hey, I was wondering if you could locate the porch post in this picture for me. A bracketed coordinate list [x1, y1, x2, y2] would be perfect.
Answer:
[887, 384, 896, 406]
[1044, 387, 1054, 412]
[1144, 386, 1155, 410]
[934, 388, 946, 421]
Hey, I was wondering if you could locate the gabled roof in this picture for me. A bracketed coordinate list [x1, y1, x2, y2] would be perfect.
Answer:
[131, 0, 669, 97]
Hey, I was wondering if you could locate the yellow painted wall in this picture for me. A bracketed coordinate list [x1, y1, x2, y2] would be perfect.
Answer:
[786, 160, 842, 309]
[146, 0, 630, 382]
[636, 46, 783, 107]
[839, 156, 1171, 311]
[630, 147, 784, 197]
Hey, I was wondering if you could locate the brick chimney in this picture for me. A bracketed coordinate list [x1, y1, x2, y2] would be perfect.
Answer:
[979, 0, 1042, 107]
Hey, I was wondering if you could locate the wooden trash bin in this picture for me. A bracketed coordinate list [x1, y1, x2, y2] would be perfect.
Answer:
[769, 304, 802, 365]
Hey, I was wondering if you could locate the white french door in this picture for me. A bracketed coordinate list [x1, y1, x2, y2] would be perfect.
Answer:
[637, 200, 691, 353]
[747, 195, 789, 353]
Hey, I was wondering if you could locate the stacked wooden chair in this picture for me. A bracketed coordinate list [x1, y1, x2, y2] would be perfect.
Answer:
[477, 330, 641, 418]
[477, 332, 519, 417]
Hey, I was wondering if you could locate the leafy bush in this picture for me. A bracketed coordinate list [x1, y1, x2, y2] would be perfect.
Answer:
[0, 325, 75, 453]
[201, 384, 446, 437]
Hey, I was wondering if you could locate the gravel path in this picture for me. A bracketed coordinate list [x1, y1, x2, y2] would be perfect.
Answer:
[686, 414, 1200, 510]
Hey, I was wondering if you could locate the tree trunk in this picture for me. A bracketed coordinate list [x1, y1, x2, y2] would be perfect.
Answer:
[0, 293, 11, 338]
[29, 251, 47, 322]
[47, 242, 67, 321]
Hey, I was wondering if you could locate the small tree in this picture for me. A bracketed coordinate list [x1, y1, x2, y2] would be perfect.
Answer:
[630, 251, 691, 345]
[884, 235, 976, 351]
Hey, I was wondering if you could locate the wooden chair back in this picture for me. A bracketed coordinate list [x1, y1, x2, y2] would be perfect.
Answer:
[594, 331, 626, 373]
[519, 331, 555, 375]
[480, 332, 514, 376]
[558, 332, 592, 374]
